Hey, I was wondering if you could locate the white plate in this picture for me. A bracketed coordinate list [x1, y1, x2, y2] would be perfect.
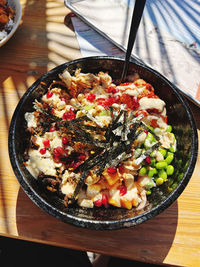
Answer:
[0, 0, 22, 47]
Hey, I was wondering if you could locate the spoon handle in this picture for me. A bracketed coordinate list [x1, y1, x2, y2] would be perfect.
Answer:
[121, 0, 146, 82]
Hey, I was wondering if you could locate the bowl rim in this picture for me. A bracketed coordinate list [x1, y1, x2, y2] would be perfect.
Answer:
[8, 56, 198, 230]
[0, 0, 22, 47]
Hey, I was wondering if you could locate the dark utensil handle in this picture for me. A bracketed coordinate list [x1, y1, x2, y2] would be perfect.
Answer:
[121, 0, 146, 82]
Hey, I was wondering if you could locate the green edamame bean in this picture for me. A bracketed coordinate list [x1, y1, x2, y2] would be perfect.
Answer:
[158, 170, 167, 181]
[150, 158, 156, 167]
[166, 165, 174, 175]
[148, 126, 154, 132]
[159, 148, 167, 157]
[156, 178, 164, 186]
[148, 168, 157, 177]
[167, 151, 173, 157]
[146, 190, 151, 195]
[169, 146, 175, 153]
[165, 154, 174, 164]
[166, 125, 172, 132]
[147, 132, 154, 141]
[171, 133, 176, 142]
[155, 161, 168, 169]
[139, 167, 147, 176]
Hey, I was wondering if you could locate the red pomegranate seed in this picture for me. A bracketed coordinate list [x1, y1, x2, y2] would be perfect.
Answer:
[107, 167, 117, 175]
[54, 146, 65, 156]
[118, 165, 124, 174]
[49, 126, 56, 132]
[53, 155, 60, 163]
[53, 148, 60, 157]
[60, 97, 66, 102]
[43, 139, 50, 148]
[87, 93, 96, 102]
[79, 154, 86, 161]
[94, 199, 102, 207]
[39, 148, 46, 155]
[119, 185, 127, 196]
[145, 156, 151, 164]
[132, 98, 139, 110]
[73, 161, 81, 170]
[46, 91, 53, 99]
[62, 136, 68, 145]
[102, 194, 108, 207]
[107, 86, 119, 94]
[63, 108, 76, 120]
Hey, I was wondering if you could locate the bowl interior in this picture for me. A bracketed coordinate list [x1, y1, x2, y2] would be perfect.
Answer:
[9, 57, 198, 229]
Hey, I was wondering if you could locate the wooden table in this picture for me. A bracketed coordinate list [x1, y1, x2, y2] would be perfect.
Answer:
[1, 1, 200, 266]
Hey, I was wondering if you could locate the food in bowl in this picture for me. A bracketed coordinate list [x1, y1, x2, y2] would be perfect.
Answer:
[0, 0, 15, 41]
[24, 68, 177, 210]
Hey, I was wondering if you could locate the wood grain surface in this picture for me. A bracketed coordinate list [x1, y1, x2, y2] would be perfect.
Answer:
[0, 1, 200, 266]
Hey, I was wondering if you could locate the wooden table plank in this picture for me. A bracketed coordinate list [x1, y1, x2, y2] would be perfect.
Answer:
[0, 1, 200, 266]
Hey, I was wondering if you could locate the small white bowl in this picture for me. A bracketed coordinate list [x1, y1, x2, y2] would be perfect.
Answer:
[0, 0, 22, 47]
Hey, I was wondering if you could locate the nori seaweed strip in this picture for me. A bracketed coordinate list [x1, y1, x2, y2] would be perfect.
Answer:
[95, 141, 127, 176]
[71, 116, 91, 123]
[73, 147, 104, 173]
[109, 106, 114, 117]
[71, 137, 106, 147]
[103, 152, 132, 172]
[127, 122, 140, 140]
[122, 110, 127, 141]
[144, 142, 161, 156]
[59, 151, 80, 164]
[61, 121, 98, 145]
[58, 120, 105, 147]
[97, 128, 143, 175]
[39, 108, 61, 122]
[105, 109, 124, 142]
[68, 170, 89, 204]
[79, 124, 107, 132]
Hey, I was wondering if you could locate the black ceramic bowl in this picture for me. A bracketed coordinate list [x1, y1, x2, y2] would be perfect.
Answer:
[9, 56, 198, 230]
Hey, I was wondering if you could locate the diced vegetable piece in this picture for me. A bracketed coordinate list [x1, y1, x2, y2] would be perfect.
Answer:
[99, 110, 110, 116]
[156, 178, 164, 186]
[83, 105, 94, 111]
[159, 148, 167, 157]
[108, 198, 121, 207]
[169, 146, 175, 153]
[158, 169, 167, 181]
[165, 153, 174, 164]
[120, 198, 132, 210]
[166, 125, 172, 132]
[166, 165, 174, 175]
[146, 190, 151, 195]
[148, 168, 157, 177]
[155, 161, 168, 169]
[103, 169, 119, 186]
[139, 166, 147, 176]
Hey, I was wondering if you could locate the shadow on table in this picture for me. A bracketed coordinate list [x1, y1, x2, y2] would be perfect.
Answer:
[16, 187, 178, 265]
